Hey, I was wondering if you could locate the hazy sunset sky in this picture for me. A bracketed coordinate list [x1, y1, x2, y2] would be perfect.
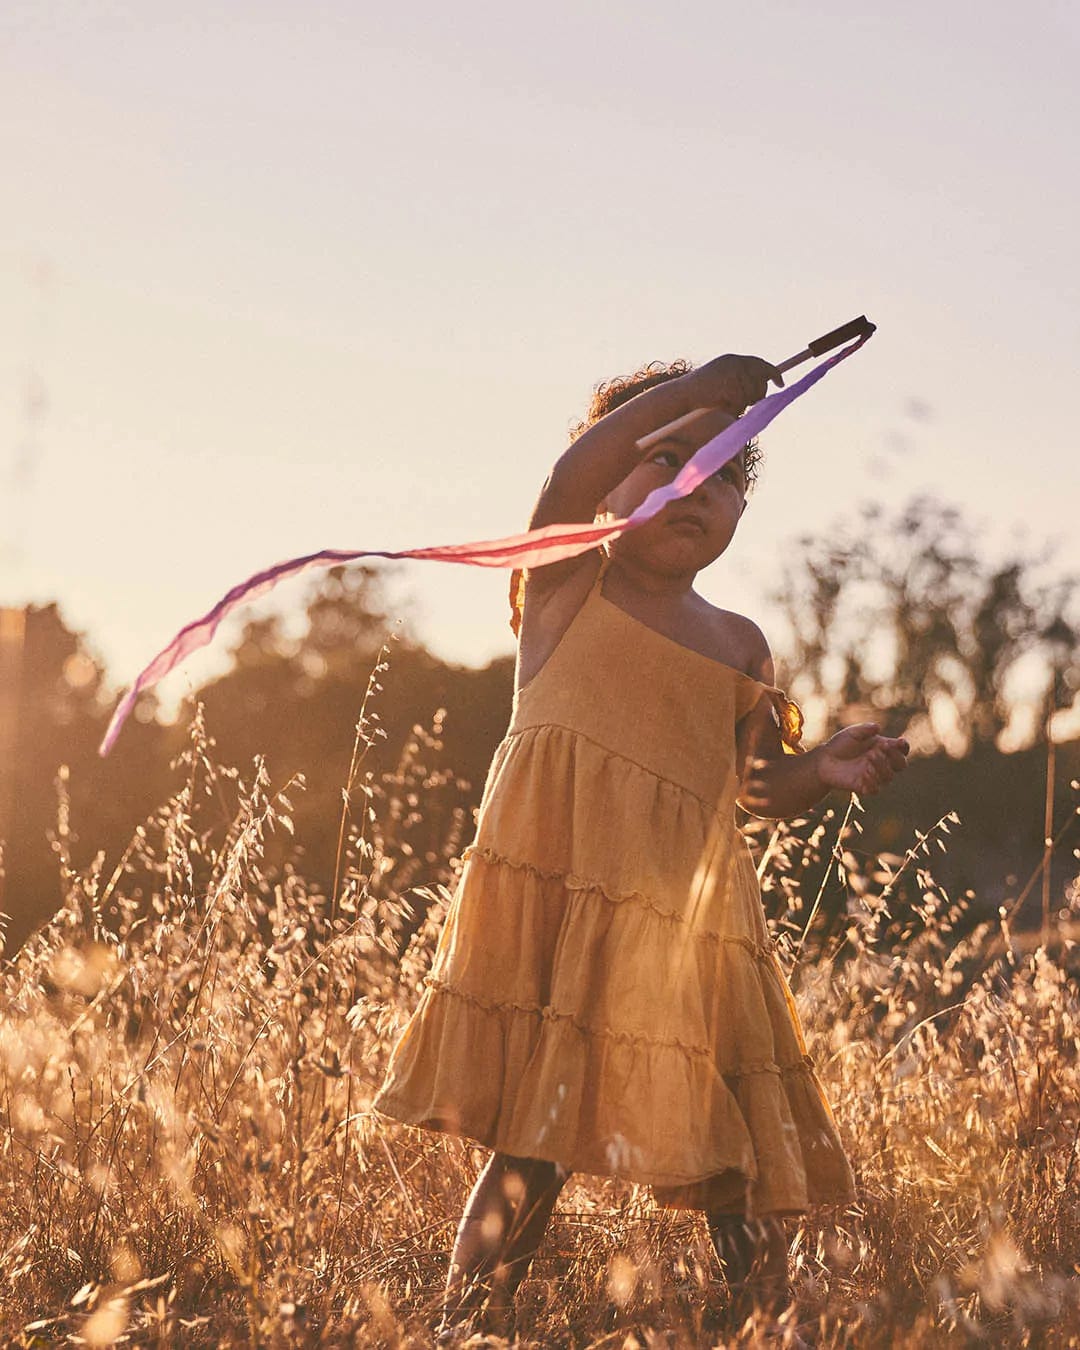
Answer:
[2, 1, 1078, 717]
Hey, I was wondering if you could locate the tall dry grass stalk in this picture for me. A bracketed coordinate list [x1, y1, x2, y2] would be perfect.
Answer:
[1, 664, 1079, 1347]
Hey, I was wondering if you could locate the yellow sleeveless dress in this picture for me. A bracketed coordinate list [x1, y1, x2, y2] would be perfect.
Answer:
[374, 554, 856, 1216]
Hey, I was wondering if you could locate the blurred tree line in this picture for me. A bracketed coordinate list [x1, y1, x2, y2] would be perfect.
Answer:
[2, 494, 1078, 955]
[773, 498, 1079, 752]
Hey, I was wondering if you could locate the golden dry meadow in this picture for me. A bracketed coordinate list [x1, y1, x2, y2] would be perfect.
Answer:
[1, 662, 1078, 1348]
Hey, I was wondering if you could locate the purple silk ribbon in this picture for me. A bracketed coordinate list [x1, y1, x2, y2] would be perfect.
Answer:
[99, 333, 871, 755]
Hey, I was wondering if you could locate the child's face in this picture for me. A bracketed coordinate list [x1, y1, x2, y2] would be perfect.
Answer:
[603, 409, 748, 575]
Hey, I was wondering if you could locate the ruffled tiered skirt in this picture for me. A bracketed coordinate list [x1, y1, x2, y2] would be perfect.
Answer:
[374, 724, 855, 1215]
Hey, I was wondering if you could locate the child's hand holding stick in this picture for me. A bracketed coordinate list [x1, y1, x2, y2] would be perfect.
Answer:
[636, 316, 875, 452]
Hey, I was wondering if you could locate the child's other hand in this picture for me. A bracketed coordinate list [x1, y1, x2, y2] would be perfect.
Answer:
[817, 723, 910, 798]
[686, 354, 784, 416]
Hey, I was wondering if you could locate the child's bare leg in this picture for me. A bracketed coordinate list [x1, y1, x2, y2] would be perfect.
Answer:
[441, 1151, 568, 1337]
[483, 1156, 569, 1333]
[707, 1211, 791, 1316]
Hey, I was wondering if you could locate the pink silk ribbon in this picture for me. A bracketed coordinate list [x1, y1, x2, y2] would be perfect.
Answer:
[99, 333, 872, 755]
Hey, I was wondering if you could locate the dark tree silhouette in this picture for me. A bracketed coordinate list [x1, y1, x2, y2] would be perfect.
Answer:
[0, 604, 172, 951]
[175, 566, 514, 897]
[773, 497, 1079, 753]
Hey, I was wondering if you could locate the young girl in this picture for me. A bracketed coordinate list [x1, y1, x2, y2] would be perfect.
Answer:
[373, 352, 910, 1338]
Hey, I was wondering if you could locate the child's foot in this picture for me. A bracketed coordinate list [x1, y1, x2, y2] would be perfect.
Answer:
[435, 1305, 516, 1347]
[722, 1286, 808, 1344]
[736, 1300, 811, 1348]
[435, 1328, 510, 1348]
[436, 1336, 512, 1349]
[761, 1320, 811, 1349]
[434, 1314, 480, 1346]
[481, 1289, 516, 1341]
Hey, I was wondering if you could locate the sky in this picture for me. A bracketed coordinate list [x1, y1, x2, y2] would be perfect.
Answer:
[2, 0, 1078, 722]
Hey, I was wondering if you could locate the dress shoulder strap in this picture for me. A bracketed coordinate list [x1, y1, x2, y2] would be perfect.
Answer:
[589, 546, 614, 592]
[758, 685, 806, 754]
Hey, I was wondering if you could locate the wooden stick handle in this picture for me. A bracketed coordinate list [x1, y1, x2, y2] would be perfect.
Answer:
[777, 315, 875, 374]
[635, 407, 712, 452]
[775, 346, 813, 376]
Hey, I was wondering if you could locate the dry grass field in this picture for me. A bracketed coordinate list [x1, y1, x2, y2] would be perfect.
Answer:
[2, 679, 1079, 1347]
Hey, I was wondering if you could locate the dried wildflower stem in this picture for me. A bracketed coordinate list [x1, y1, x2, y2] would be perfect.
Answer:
[327, 1070, 355, 1265]
[378, 1134, 421, 1227]
[1000, 805, 1077, 927]
[97, 825, 146, 914]
[876, 811, 959, 903]
[755, 821, 784, 884]
[876, 1000, 971, 1070]
[290, 1021, 304, 1279]
[318, 645, 391, 1085]
[331, 643, 392, 925]
[1042, 714, 1056, 945]
[1060, 1116, 1080, 1195]
[788, 794, 856, 971]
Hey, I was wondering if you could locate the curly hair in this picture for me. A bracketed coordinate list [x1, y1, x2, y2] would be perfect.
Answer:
[570, 359, 763, 489]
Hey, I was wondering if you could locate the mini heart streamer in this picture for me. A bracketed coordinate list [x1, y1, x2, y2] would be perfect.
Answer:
[99, 332, 871, 755]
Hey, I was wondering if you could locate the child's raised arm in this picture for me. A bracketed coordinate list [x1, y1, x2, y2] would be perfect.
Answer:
[528, 354, 781, 534]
